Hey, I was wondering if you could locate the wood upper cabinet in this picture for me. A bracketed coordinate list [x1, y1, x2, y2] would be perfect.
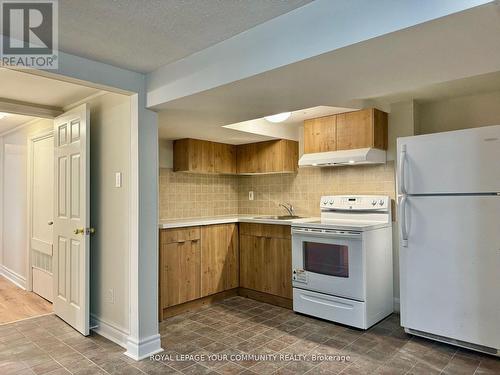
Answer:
[236, 139, 298, 174]
[173, 138, 297, 174]
[239, 223, 292, 299]
[304, 115, 337, 153]
[160, 227, 201, 308]
[336, 108, 388, 150]
[303, 108, 388, 153]
[214, 142, 237, 174]
[201, 223, 239, 297]
[173, 138, 236, 174]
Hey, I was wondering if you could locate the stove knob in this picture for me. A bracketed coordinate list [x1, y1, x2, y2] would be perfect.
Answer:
[372, 200, 377, 206]
[379, 200, 384, 206]
[329, 200, 334, 205]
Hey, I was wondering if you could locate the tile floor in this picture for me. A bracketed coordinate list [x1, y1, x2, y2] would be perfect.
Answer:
[1, 297, 499, 375]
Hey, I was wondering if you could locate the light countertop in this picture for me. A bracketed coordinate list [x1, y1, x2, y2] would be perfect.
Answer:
[158, 215, 318, 229]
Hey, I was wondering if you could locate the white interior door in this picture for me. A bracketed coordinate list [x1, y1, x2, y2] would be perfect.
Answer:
[30, 132, 54, 302]
[399, 195, 500, 349]
[53, 104, 90, 335]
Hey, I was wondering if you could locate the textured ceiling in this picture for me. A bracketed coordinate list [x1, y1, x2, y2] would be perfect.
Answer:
[59, 0, 313, 73]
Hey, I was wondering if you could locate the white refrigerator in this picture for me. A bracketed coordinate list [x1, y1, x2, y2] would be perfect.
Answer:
[397, 125, 500, 356]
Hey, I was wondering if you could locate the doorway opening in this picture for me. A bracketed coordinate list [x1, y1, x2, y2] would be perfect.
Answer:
[0, 68, 133, 337]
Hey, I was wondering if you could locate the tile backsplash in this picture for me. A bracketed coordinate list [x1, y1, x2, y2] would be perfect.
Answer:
[159, 161, 395, 220]
[159, 169, 239, 219]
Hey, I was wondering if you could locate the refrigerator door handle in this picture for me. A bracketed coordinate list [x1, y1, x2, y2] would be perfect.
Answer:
[399, 195, 409, 247]
[398, 145, 407, 194]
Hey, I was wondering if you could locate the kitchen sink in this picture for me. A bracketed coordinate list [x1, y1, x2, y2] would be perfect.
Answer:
[253, 215, 304, 220]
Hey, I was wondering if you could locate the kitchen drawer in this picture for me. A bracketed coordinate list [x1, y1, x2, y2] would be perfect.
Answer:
[293, 288, 367, 329]
[161, 226, 201, 244]
[239, 223, 291, 239]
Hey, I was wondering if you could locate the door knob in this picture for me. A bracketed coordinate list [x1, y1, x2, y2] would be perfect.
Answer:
[74, 227, 96, 235]
[48, 221, 54, 226]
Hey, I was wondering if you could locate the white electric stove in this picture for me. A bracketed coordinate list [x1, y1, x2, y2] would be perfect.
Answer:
[291, 195, 393, 329]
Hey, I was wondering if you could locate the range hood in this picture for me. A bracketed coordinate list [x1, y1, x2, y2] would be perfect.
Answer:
[298, 148, 386, 167]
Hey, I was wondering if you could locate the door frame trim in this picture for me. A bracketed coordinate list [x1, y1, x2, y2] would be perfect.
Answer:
[26, 129, 54, 292]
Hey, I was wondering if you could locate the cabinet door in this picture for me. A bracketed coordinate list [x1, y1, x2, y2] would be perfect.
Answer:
[240, 233, 292, 299]
[214, 143, 236, 174]
[173, 139, 214, 173]
[201, 224, 239, 296]
[236, 143, 258, 174]
[304, 115, 336, 153]
[336, 109, 373, 150]
[161, 239, 201, 308]
[239, 234, 265, 291]
[267, 238, 292, 299]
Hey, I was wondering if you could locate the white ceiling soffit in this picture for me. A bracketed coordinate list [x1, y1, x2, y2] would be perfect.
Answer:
[0, 112, 37, 134]
[58, 0, 313, 73]
[147, 0, 493, 108]
[0, 68, 100, 108]
[222, 106, 354, 142]
[156, 2, 500, 137]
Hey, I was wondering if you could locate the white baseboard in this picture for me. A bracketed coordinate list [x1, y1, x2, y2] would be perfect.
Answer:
[393, 297, 400, 313]
[125, 334, 163, 361]
[90, 314, 129, 349]
[0, 265, 26, 289]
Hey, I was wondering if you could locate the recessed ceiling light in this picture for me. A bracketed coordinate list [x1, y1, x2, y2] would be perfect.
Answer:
[0, 112, 8, 120]
[264, 112, 291, 123]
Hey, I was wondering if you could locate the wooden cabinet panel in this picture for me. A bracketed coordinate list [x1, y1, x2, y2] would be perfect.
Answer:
[336, 109, 373, 150]
[303, 108, 388, 154]
[214, 143, 237, 174]
[160, 236, 201, 308]
[174, 138, 298, 174]
[239, 224, 292, 300]
[201, 224, 239, 296]
[161, 226, 200, 244]
[236, 139, 298, 174]
[239, 223, 291, 239]
[336, 108, 388, 151]
[239, 234, 264, 292]
[304, 115, 337, 153]
[236, 143, 259, 174]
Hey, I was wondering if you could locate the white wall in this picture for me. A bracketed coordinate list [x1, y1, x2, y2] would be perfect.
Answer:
[0, 119, 53, 287]
[88, 93, 132, 335]
[418, 90, 500, 135]
[158, 139, 173, 169]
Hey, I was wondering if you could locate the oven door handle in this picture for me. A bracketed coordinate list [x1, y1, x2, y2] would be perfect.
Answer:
[292, 228, 362, 239]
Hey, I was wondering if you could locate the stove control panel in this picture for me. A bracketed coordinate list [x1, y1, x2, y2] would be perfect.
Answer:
[320, 195, 390, 211]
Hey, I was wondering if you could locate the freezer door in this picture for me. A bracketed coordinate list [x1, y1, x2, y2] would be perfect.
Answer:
[399, 195, 500, 349]
[397, 125, 500, 194]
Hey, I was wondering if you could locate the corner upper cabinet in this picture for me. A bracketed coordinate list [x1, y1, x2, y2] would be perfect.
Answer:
[303, 108, 388, 153]
[236, 139, 298, 174]
[173, 138, 236, 174]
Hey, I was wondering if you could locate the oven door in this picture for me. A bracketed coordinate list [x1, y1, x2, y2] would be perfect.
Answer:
[292, 227, 365, 301]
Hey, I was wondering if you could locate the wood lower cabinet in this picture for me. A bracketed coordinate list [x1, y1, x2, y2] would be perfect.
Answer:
[160, 222, 293, 319]
[160, 227, 201, 309]
[201, 223, 239, 296]
[239, 223, 292, 299]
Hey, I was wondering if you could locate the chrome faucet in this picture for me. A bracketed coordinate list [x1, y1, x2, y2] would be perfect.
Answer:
[279, 202, 295, 217]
